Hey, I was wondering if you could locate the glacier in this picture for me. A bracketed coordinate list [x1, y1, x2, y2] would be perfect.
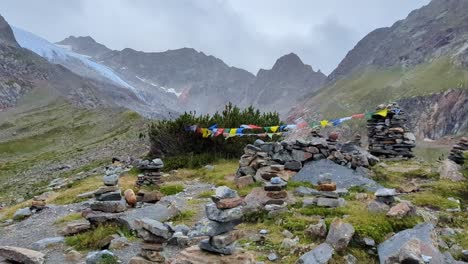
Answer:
[11, 26, 142, 98]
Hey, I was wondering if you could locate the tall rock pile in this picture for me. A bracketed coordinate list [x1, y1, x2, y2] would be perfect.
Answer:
[367, 103, 415, 158]
[90, 167, 126, 213]
[131, 218, 173, 263]
[448, 137, 468, 165]
[198, 186, 244, 255]
[136, 159, 164, 187]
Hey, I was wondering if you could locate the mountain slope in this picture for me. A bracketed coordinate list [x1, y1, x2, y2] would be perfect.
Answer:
[294, 0, 468, 139]
[57, 35, 111, 59]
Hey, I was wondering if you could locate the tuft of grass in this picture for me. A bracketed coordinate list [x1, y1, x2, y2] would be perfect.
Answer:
[0, 200, 32, 220]
[169, 210, 197, 224]
[404, 192, 460, 210]
[286, 181, 315, 191]
[159, 184, 184, 196]
[54, 213, 83, 225]
[197, 190, 214, 198]
[48, 175, 101, 205]
[65, 224, 134, 251]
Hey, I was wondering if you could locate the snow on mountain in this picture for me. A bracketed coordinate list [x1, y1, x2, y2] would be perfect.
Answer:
[135, 76, 182, 97]
[11, 26, 141, 97]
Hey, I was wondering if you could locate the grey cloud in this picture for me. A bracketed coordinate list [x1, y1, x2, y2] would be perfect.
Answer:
[0, 0, 430, 74]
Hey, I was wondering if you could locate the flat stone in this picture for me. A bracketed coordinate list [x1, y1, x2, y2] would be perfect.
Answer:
[264, 182, 287, 191]
[103, 174, 119, 186]
[297, 243, 334, 264]
[438, 159, 464, 182]
[378, 223, 446, 264]
[375, 188, 397, 197]
[266, 190, 288, 199]
[293, 186, 322, 197]
[270, 165, 285, 171]
[188, 218, 240, 237]
[90, 199, 127, 213]
[168, 245, 255, 264]
[0, 246, 45, 264]
[316, 197, 346, 208]
[135, 218, 173, 239]
[387, 202, 415, 218]
[129, 256, 157, 264]
[199, 239, 236, 255]
[284, 160, 302, 171]
[94, 185, 119, 195]
[13, 207, 32, 220]
[96, 191, 122, 201]
[267, 253, 278, 261]
[317, 183, 337, 192]
[237, 166, 256, 177]
[31, 237, 64, 250]
[303, 198, 318, 207]
[215, 197, 244, 209]
[140, 190, 163, 203]
[211, 230, 244, 249]
[292, 160, 382, 191]
[60, 220, 91, 236]
[235, 175, 255, 188]
[325, 219, 355, 252]
[109, 236, 130, 250]
[205, 203, 243, 222]
[363, 237, 376, 247]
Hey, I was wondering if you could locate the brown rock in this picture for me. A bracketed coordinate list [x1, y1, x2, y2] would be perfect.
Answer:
[141, 190, 164, 203]
[260, 172, 278, 181]
[266, 190, 288, 199]
[140, 249, 165, 262]
[389, 127, 404, 133]
[0, 246, 45, 264]
[397, 182, 419, 193]
[304, 146, 320, 154]
[243, 188, 295, 211]
[169, 245, 255, 264]
[317, 183, 337, 191]
[124, 189, 137, 207]
[31, 200, 46, 207]
[129, 256, 158, 264]
[60, 221, 91, 236]
[387, 202, 415, 218]
[215, 197, 244, 209]
[64, 250, 82, 262]
[235, 175, 254, 188]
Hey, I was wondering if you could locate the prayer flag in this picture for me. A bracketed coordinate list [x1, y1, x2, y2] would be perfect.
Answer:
[375, 108, 388, 117]
[320, 120, 329, 127]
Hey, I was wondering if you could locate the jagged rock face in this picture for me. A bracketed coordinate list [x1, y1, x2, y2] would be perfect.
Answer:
[57, 36, 111, 59]
[329, 0, 468, 82]
[398, 89, 468, 139]
[0, 15, 19, 47]
[249, 53, 326, 113]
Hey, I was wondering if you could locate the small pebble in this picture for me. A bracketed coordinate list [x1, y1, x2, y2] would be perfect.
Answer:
[259, 229, 268, 235]
[267, 253, 278, 261]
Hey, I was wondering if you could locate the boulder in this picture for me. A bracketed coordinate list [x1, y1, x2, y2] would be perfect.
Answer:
[305, 219, 327, 239]
[378, 223, 446, 264]
[386, 202, 415, 218]
[124, 189, 137, 207]
[60, 220, 91, 236]
[0, 246, 45, 264]
[292, 160, 382, 191]
[90, 200, 127, 213]
[317, 197, 346, 208]
[205, 203, 243, 222]
[31, 237, 64, 250]
[13, 207, 32, 220]
[140, 190, 163, 203]
[103, 174, 119, 186]
[235, 175, 255, 188]
[438, 159, 465, 182]
[367, 200, 390, 213]
[296, 243, 334, 264]
[325, 219, 355, 252]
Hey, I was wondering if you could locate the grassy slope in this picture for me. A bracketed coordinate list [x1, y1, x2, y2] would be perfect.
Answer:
[0, 88, 147, 204]
[303, 58, 468, 119]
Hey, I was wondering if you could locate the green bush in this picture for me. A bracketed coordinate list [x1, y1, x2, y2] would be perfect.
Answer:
[148, 103, 282, 167]
[159, 184, 184, 195]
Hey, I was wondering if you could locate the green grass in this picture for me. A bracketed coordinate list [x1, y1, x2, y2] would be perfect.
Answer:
[404, 192, 460, 210]
[65, 224, 135, 251]
[197, 190, 215, 198]
[54, 213, 83, 225]
[169, 210, 197, 224]
[159, 184, 184, 196]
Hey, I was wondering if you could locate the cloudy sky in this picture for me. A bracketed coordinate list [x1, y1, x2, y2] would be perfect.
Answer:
[0, 0, 430, 74]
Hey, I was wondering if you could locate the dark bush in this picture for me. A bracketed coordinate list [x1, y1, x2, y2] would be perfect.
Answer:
[148, 103, 282, 167]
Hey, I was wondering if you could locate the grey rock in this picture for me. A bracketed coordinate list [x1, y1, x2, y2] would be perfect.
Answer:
[292, 160, 382, 191]
[375, 188, 397, 197]
[325, 219, 355, 252]
[86, 250, 115, 264]
[267, 253, 278, 261]
[245, 144, 262, 155]
[281, 237, 299, 249]
[13, 207, 32, 220]
[135, 218, 173, 239]
[0, 246, 45, 264]
[378, 223, 446, 264]
[103, 174, 119, 186]
[205, 203, 243, 222]
[343, 254, 358, 264]
[199, 239, 236, 255]
[254, 139, 265, 146]
[90, 199, 126, 213]
[60, 221, 91, 236]
[168, 232, 190, 247]
[363, 237, 375, 247]
[96, 190, 122, 201]
[259, 229, 268, 235]
[204, 165, 215, 171]
[109, 236, 130, 250]
[294, 186, 322, 197]
[215, 186, 238, 199]
[174, 224, 190, 235]
[318, 173, 332, 184]
[152, 158, 164, 167]
[296, 243, 334, 264]
[285, 160, 302, 171]
[31, 237, 64, 250]
[317, 197, 346, 208]
[210, 230, 244, 249]
[367, 200, 390, 213]
[188, 218, 239, 237]
[282, 229, 294, 239]
[238, 166, 256, 177]
[305, 219, 327, 239]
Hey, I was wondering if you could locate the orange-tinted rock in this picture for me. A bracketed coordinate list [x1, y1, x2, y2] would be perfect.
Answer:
[140, 190, 163, 203]
[266, 190, 288, 199]
[216, 197, 244, 209]
[317, 183, 337, 191]
[235, 176, 254, 188]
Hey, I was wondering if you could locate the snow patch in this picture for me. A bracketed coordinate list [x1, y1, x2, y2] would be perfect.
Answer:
[135, 76, 182, 97]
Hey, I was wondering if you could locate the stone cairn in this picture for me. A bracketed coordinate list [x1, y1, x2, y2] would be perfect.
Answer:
[297, 173, 346, 209]
[136, 159, 164, 187]
[90, 167, 126, 213]
[448, 137, 468, 165]
[199, 186, 244, 255]
[131, 218, 173, 263]
[30, 194, 47, 212]
[367, 103, 416, 159]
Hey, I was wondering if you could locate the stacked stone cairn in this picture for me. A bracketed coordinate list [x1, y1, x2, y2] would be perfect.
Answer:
[30, 194, 47, 212]
[448, 137, 468, 165]
[90, 167, 126, 213]
[136, 159, 164, 187]
[131, 218, 173, 263]
[300, 174, 346, 208]
[199, 186, 244, 255]
[367, 103, 416, 159]
[263, 176, 289, 214]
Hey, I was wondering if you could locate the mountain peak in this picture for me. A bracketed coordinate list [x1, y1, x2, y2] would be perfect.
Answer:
[0, 14, 19, 47]
[57, 35, 111, 58]
[272, 52, 305, 71]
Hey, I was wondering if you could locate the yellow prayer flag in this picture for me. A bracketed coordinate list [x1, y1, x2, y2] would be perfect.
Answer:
[202, 128, 210, 138]
[320, 120, 329, 127]
[271, 126, 279, 133]
[375, 108, 388, 117]
[230, 128, 237, 136]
